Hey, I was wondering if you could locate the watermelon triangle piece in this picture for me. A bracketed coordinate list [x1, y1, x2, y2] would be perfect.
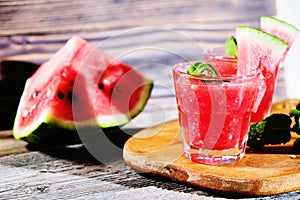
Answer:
[260, 16, 299, 51]
[236, 26, 288, 76]
[13, 36, 153, 143]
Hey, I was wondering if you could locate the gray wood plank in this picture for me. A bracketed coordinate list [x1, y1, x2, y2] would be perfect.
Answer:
[77, 186, 216, 200]
[0, 149, 300, 199]
[0, 164, 128, 200]
[0, 150, 212, 199]
[0, 0, 275, 36]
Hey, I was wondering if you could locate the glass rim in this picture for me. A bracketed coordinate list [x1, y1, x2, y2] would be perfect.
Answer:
[204, 47, 237, 63]
[172, 61, 261, 80]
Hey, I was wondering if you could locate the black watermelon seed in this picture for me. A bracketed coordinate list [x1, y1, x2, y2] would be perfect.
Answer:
[57, 91, 64, 99]
[98, 83, 104, 90]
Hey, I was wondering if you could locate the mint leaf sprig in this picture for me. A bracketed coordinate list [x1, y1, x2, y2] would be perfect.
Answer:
[247, 102, 300, 153]
[225, 36, 238, 58]
[187, 62, 229, 83]
[187, 62, 219, 77]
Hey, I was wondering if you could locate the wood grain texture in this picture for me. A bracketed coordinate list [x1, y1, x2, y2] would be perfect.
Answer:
[0, 148, 225, 199]
[0, 136, 28, 157]
[0, 0, 276, 65]
[123, 119, 300, 196]
[0, 0, 275, 36]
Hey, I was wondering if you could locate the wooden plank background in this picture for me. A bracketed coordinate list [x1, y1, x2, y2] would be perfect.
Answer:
[0, 0, 275, 36]
[1, 0, 276, 63]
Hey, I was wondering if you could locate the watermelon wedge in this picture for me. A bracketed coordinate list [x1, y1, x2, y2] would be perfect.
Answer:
[13, 36, 153, 143]
[236, 26, 288, 76]
[236, 26, 288, 122]
[260, 16, 299, 51]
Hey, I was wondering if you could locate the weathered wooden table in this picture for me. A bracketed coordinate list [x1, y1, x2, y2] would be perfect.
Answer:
[1, 0, 300, 199]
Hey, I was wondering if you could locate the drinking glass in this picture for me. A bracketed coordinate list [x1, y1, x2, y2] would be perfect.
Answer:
[172, 61, 260, 165]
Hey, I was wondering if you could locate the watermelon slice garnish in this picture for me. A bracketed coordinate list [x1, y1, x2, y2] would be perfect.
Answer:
[236, 26, 288, 119]
[236, 26, 288, 76]
[260, 16, 299, 51]
[13, 36, 153, 143]
[225, 16, 298, 65]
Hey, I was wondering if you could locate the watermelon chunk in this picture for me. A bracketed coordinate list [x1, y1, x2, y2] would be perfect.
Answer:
[260, 16, 299, 51]
[236, 26, 288, 122]
[236, 26, 288, 76]
[13, 36, 153, 143]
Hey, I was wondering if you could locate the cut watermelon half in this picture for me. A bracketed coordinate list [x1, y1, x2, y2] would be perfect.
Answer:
[13, 36, 153, 143]
[260, 16, 299, 52]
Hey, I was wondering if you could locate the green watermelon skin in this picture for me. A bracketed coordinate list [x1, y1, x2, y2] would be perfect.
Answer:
[21, 123, 80, 146]
[13, 36, 153, 142]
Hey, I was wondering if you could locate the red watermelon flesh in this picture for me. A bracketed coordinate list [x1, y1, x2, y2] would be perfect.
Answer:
[13, 36, 153, 140]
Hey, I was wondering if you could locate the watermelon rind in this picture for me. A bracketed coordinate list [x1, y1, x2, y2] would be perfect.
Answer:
[128, 79, 153, 118]
[260, 16, 299, 45]
[14, 123, 81, 145]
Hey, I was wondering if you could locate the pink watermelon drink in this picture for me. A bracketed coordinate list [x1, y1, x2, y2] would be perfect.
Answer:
[172, 61, 260, 165]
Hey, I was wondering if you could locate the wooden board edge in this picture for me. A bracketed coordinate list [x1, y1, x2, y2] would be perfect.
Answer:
[123, 149, 300, 196]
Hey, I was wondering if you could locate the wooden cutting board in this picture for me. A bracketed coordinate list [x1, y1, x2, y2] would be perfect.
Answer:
[123, 99, 300, 197]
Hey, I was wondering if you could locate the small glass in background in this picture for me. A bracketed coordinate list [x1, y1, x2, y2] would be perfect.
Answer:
[204, 47, 237, 75]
